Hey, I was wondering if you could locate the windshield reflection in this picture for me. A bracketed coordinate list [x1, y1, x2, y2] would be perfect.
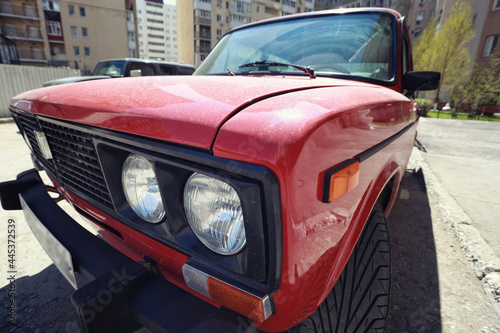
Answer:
[195, 13, 395, 82]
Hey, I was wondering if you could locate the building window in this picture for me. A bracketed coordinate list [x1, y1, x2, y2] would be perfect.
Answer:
[199, 10, 211, 19]
[483, 35, 498, 57]
[71, 26, 78, 37]
[68, 5, 75, 16]
[47, 21, 62, 36]
[84, 47, 90, 57]
[127, 12, 134, 23]
[217, 14, 222, 22]
[416, 11, 424, 23]
[74, 46, 80, 56]
[495, 0, 500, 9]
[31, 47, 43, 60]
[217, 0, 222, 7]
[281, 0, 296, 8]
[128, 32, 135, 42]
[79, 6, 86, 17]
[217, 29, 221, 38]
[82, 27, 88, 38]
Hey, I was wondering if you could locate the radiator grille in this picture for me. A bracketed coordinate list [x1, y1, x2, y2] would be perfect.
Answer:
[14, 110, 57, 176]
[39, 119, 113, 208]
[11, 109, 113, 209]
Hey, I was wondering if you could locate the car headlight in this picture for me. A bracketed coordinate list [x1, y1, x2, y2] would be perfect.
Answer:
[184, 173, 246, 255]
[122, 154, 165, 223]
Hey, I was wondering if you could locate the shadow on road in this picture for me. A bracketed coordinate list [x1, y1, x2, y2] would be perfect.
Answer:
[387, 169, 441, 332]
[0, 265, 81, 332]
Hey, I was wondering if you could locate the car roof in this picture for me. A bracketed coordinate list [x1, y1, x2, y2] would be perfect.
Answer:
[97, 58, 195, 68]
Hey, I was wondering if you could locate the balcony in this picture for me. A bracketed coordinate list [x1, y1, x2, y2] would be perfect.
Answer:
[0, 3, 40, 20]
[19, 48, 46, 62]
[1, 25, 43, 42]
[194, 31, 211, 41]
[195, 46, 211, 54]
[195, 17, 211, 26]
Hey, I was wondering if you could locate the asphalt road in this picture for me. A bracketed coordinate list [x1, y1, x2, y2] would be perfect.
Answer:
[1, 120, 499, 332]
[416, 117, 500, 259]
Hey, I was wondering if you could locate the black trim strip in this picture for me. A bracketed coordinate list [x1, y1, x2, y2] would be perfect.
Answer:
[322, 121, 417, 203]
[355, 121, 417, 163]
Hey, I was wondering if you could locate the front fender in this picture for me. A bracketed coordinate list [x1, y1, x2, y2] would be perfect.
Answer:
[213, 86, 415, 332]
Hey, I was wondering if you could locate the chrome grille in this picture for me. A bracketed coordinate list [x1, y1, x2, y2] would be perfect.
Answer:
[11, 108, 113, 209]
[39, 119, 113, 208]
[14, 110, 57, 175]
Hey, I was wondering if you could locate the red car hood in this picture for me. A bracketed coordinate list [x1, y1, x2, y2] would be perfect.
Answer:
[12, 75, 371, 149]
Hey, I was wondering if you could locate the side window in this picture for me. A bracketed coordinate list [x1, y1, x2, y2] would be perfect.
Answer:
[129, 62, 155, 76]
[159, 65, 175, 75]
[177, 66, 195, 75]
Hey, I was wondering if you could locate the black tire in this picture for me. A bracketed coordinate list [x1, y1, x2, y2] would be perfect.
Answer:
[290, 205, 391, 333]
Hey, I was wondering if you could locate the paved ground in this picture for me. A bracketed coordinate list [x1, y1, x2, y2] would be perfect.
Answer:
[416, 117, 500, 259]
[416, 117, 500, 314]
[1, 119, 500, 332]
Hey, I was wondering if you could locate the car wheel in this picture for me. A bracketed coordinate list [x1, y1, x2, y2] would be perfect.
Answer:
[290, 204, 391, 333]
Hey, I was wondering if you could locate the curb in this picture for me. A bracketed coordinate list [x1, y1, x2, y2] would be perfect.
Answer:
[410, 147, 500, 316]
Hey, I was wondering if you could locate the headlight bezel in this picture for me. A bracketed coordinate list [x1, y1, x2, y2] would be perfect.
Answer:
[94, 133, 281, 292]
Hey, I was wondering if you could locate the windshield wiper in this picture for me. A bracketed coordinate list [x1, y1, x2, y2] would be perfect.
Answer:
[238, 60, 316, 79]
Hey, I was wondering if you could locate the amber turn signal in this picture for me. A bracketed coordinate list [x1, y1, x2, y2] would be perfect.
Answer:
[182, 264, 273, 322]
[323, 160, 360, 203]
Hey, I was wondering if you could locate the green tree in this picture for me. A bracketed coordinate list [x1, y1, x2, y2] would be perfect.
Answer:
[413, 0, 474, 102]
[454, 52, 500, 109]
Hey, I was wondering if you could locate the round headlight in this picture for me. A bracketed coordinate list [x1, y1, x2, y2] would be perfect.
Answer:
[184, 173, 246, 255]
[122, 154, 165, 223]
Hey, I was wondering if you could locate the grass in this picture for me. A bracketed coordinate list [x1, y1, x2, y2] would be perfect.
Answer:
[425, 111, 500, 122]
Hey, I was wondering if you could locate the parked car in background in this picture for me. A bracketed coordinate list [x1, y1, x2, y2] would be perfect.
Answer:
[43, 58, 195, 86]
[2, 8, 439, 333]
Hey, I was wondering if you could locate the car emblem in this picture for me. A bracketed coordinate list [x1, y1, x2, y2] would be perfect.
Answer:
[34, 131, 53, 159]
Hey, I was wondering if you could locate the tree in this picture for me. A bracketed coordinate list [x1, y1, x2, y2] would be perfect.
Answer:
[413, 0, 474, 102]
[453, 52, 500, 109]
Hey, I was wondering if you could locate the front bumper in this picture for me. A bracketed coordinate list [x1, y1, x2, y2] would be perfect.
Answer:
[0, 169, 255, 333]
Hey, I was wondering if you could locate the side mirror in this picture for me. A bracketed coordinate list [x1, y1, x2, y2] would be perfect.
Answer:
[130, 69, 142, 77]
[403, 71, 441, 96]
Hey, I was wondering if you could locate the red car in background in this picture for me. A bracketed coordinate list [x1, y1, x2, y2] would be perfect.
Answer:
[1, 8, 439, 333]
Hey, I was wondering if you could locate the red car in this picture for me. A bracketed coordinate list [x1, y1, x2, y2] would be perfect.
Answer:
[1, 8, 439, 333]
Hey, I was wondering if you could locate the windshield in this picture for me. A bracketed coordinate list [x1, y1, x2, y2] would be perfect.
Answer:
[92, 60, 126, 76]
[195, 13, 395, 82]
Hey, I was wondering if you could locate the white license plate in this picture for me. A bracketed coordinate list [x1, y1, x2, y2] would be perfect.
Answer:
[20, 195, 78, 289]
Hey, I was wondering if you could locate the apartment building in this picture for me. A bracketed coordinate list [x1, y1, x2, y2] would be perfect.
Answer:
[178, 0, 292, 67]
[0, 0, 46, 65]
[313, 0, 411, 18]
[406, 0, 437, 42]
[468, 0, 499, 65]
[58, 0, 134, 72]
[1, 0, 137, 71]
[281, 0, 315, 15]
[136, 0, 177, 62]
